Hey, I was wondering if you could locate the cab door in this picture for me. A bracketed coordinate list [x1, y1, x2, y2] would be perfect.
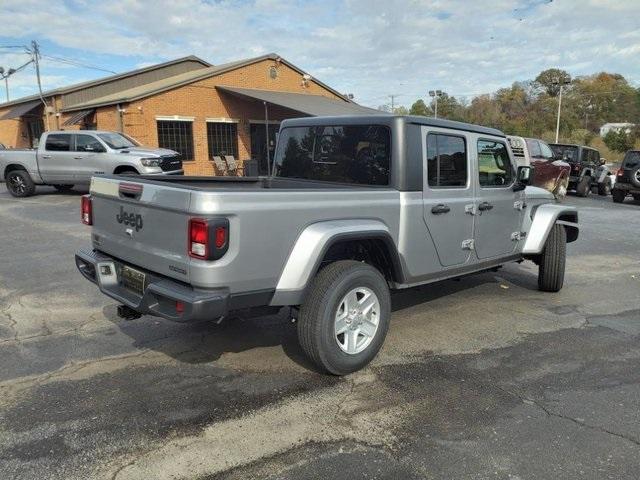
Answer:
[474, 138, 523, 259]
[39, 133, 75, 183]
[422, 129, 475, 267]
[73, 134, 108, 183]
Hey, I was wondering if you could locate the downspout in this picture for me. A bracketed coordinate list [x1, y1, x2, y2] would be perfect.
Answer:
[116, 104, 124, 133]
[264, 101, 270, 176]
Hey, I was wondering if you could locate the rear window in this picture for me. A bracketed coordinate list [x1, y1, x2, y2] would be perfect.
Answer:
[273, 125, 390, 185]
[623, 151, 640, 167]
[550, 144, 579, 162]
[45, 134, 72, 152]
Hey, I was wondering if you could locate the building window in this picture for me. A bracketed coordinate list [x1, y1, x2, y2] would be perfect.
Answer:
[207, 122, 238, 158]
[157, 120, 194, 161]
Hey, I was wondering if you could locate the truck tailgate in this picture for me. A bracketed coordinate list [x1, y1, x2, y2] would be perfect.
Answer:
[90, 176, 191, 283]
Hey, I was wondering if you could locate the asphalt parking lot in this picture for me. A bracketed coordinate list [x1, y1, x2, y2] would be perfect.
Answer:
[0, 185, 639, 480]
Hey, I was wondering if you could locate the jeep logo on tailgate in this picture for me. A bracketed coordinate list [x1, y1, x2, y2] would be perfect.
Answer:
[116, 206, 143, 231]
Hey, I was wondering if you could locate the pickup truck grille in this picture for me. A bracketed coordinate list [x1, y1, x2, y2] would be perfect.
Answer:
[160, 155, 182, 172]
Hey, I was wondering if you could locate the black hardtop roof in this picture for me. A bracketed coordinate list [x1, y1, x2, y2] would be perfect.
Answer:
[281, 115, 505, 137]
[550, 143, 599, 151]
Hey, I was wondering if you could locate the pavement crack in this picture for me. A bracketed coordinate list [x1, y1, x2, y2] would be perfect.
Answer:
[434, 357, 640, 449]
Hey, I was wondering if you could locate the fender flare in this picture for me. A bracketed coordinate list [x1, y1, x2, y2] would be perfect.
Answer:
[522, 204, 579, 254]
[270, 219, 402, 306]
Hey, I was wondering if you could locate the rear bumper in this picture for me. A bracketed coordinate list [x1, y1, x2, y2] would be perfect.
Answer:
[614, 181, 639, 192]
[75, 249, 228, 322]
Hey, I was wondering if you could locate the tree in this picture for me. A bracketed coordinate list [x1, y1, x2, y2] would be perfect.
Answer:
[409, 99, 430, 116]
[393, 106, 409, 115]
[534, 68, 571, 97]
[604, 129, 634, 153]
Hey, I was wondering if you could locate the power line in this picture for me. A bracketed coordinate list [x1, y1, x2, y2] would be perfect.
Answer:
[40, 54, 117, 74]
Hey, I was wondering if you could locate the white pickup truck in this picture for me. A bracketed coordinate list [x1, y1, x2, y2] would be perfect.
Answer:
[0, 130, 183, 197]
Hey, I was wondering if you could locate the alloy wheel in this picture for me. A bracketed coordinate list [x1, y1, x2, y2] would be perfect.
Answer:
[334, 287, 380, 355]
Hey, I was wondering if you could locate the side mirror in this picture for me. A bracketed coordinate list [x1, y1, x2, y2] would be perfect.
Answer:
[513, 166, 531, 192]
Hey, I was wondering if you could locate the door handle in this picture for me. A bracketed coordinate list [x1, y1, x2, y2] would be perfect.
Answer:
[42, 155, 51, 159]
[431, 204, 451, 214]
[73, 156, 83, 160]
[478, 202, 494, 211]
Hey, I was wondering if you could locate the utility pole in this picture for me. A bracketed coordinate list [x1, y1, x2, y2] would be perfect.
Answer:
[429, 90, 443, 118]
[31, 40, 50, 131]
[389, 94, 398, 113]
[553, 77, 571, 143]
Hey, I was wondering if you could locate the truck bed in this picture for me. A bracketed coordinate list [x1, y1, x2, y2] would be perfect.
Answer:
[111, 175, 393, 191]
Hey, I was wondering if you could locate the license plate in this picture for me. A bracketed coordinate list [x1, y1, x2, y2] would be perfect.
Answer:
[121, 265, 146, 295]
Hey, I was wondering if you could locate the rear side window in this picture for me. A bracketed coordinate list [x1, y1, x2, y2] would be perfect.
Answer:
[478, 140, 514, 187]
[273, 125, 390, 185]
[45, 134, 71, 151]
[426, 133, 467, 188]
[623, 151, 640, 167]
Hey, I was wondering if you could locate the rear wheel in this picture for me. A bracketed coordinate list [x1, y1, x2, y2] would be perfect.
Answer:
[53, 184, 74, 192]
[597, 177, 612, 196]
[612, 188, 626, 203]
[538, 224, 566, 292]
[297, 260, 391, 375]
[5, 170, 36, 197]
[575, 176, 591, 197]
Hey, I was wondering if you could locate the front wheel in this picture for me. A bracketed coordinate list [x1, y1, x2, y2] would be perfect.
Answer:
[297, 260, 391, 375]
[5, 170, 36, 197]
[538, 224, 566, 292]
[554, 176, 569, 201]
[612, 188, 626, 203]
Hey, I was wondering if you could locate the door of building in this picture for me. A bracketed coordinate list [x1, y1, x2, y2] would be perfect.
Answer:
[250, 123, 279, 175]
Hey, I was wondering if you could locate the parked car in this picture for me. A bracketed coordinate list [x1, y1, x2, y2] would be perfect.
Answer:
[548, 143, 612, 196]
[612, 150, 640, 203]
[507, 136, 571, 199]
[0, 130, 183, 197]
[75, 115, 579, 375]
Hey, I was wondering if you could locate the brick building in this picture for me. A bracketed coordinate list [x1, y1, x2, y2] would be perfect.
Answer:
[0, 54, 377, 175]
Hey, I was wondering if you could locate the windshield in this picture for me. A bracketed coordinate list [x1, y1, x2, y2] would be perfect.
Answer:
[550, 144, 579, 162]
[97, 132, 140, 149]
[272, 124, 390, 186]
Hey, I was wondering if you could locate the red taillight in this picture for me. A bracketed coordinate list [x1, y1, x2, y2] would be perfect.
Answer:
[617, 168, 623, 176]
[176, 301, 184, 314]
[188, 218, 229, 260]
[81, 195, 92, 225]
[189, 219, 209, 259]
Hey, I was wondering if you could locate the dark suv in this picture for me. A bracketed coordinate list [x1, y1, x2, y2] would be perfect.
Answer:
[612, 150, 640, 203]
[549, 144, 606, 196]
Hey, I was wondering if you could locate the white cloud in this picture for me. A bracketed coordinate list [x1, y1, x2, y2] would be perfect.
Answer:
[0, 0, 638, 107]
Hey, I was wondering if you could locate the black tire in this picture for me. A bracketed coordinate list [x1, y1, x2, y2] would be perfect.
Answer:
[5, 169, 36, 197]
[631, 166, 640, 189]
[575, 176, 591, 197]
[597, 177, 611, 196]
[53, 184, 74, 192]
[633, 194, 640, 203]
[297, 260, 391, 375]
[612, 188, 626, 203]
[115, 168, 139, 176]
[538, 224, 566, 292]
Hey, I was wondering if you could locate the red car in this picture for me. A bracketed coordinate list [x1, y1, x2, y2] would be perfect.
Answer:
[508, 136, 571, 199]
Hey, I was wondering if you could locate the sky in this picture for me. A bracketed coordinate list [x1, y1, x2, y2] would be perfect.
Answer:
[0, 0, 638, 108]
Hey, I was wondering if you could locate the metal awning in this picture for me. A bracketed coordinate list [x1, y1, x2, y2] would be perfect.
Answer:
[216, 86, 386, 117]
[0, 100, 42, 120]
[62, 109, 95, 126]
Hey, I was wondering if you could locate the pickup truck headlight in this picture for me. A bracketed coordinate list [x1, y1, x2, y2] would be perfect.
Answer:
[141, 158, 161, 167]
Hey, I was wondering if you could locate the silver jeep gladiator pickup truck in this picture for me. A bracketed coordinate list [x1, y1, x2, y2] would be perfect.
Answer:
[0, 130, 183, 197]
[75, 115, 579, 375]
